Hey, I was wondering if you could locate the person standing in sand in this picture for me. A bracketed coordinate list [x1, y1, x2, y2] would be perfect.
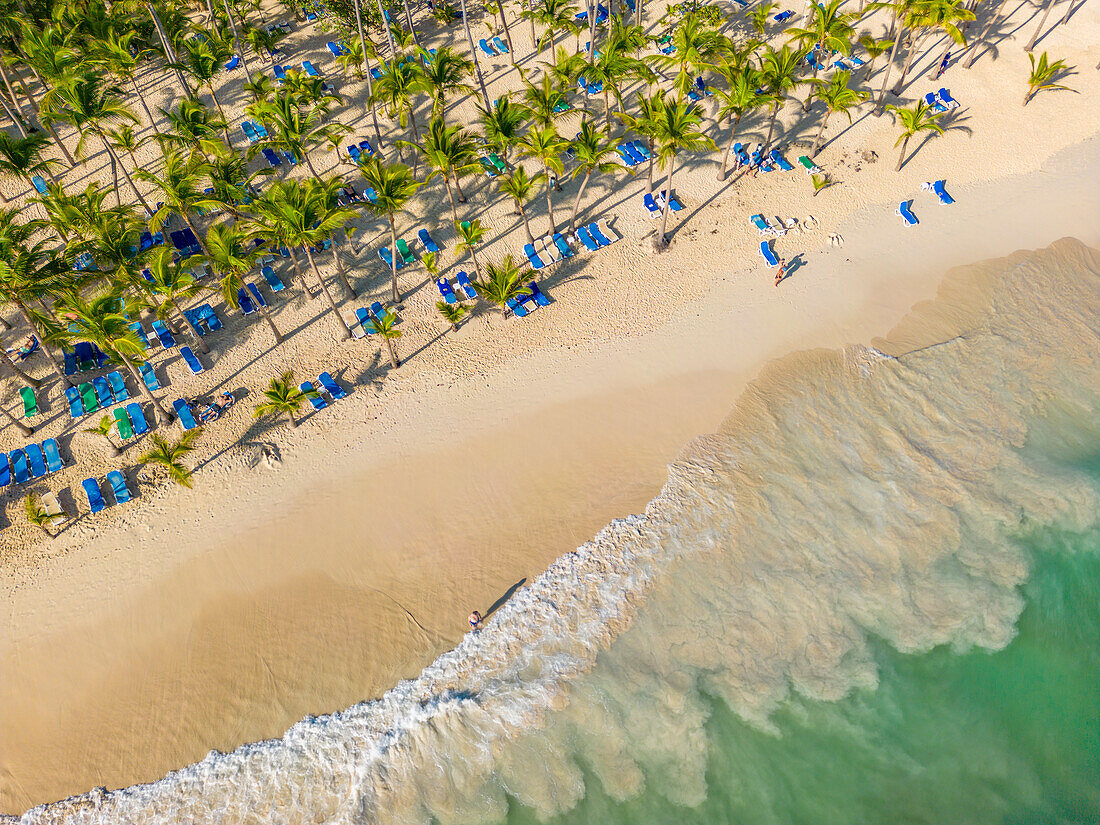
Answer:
[468, 611, 482, 631]
[774, 259, 788, 286]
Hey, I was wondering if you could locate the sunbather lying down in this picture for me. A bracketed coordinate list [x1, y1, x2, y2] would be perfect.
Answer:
[7, 335, 39, 359]
[196, 391, 236, 423]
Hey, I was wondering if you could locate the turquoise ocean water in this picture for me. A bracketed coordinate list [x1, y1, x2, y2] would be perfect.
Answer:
[14, 240, 1099, 824]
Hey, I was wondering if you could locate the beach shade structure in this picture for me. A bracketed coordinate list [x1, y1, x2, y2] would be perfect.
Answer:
[770, 150, 795, 171]
[261, 266, 286, 292]
[761, 240, 780, 267]
[587, 222, 614, 247]
[437, 277, 458, 304]
[523, 243, 548, 270]
[418, 229, 441, 253]
[42, 438, 64, 472]
[151, 320, 177, 349]
[41, 491, 66, 527]
[456, 271, 478, 300]
[493, 36, 509, 54]
[799, 155, 822, 174]
[65, 387, 84, 419]
[10, 449, 29, 483]
[937, 88, 960, 109]
[20, 386, 37, 418]
[642, 193, 662, 218]
[896, 201, 919, 226]
[528, 282, 552, 307]
[79, 382, 99, 414]
[126, 403, 149, 435]
[395, 238, 416, 264]
[932, 180, 955, 205]
[114, 407, 135, 440]
[237, 288, 257, 315]
[25, 443, 47, 478]
[577, 226, 602, 251]
[107, 371, 129, 402]
[92, 376, 114, 408]
[553, 233, 575, 258]
[140, 362, 160, 392]
[83, 478, 107, 513]
[107, 470, 132, 504]
[300, 381, 328, 411]
[173, 398, 200, 430]
[180, 346, 205, 375]
[0, 454, 8, 487]
[318, 372, 346, 400]
[506, 297, 529, 317]
[246, 283, 269, 308]
[595, 220, 620, 245]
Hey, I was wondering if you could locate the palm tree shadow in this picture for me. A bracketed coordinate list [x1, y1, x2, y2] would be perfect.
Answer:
[665, 173, 739, 243]
[821, 109, 873, 153]
[899, 110, 972, 172]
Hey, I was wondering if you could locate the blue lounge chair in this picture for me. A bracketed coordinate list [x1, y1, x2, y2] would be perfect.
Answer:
[93, 376, 114, 408]
[300, 381, 327, 411]
[237, 288, 256, 314]
[456, 271, 478, 299]
[11, 449, 30, 483]
[587, 222, 613, 246]
[642, 193, 662, 218]
[577, 226, 601, 251]
[173, 398, 199, 430]
[151, 320, 177, 348]
[506, 297, 528, 317]
[932, 180, 955, 205]
[418, 228, 440, 253]
[107, 371, 129, 402]
[437, 277, 458, 304]
[140, 361, 160, 391]
[478, 39, 495, 57]
[358, 140, 375, 157]
[770, 150, 795, 171]
[261, 266, 285, 292]
[199, 304, 222, 331]
[897, 200, 918, 226]
[129, 321, 148, 350]
[363, 187, 379, 203]
[937, 88, 960, 109]
[65, 387, 83, 419]
[750, 214, 774, 235]
[83, 478, 106, 513]
[371, 67, 382, 80]
[318, 371, 346, 400]
[180, 345, 204, 374]
[355, 307, 376, 335]
[247, 282, 268, 308]
[225, 55, 240, 70]
[25, 443, 47, 478]
[327, 41, 346, 57]
[617, 146, 639, 166]
[0, 454, 8, 487]
[378, 247, 403, 269]
[303, 60, 320, 76]
[659, 191, 684, 211]
[761, 240, 780, 266]
[528, 281, 551, 306]
[774, 9, 793, 21]
[553, 233, 574, 258]
[347, 144, 362, 165]
[251, 120, 268, 138]
[523, 243, 547, 270]
[629, 141, 651, 160]
[241, 122, 258, 143]
[63, 350, 77, 375]
[32, 174, 50, 194]
[924, 92, 948, 114]
[493, 36, 509, 54]
[126, 403, 149, 435]
[370, 301, 390, 322]
[262, 147, 283, 167]
[43, 438, 63, 472]
[274, 64, 288, 83]
[107, 471, 131, 504]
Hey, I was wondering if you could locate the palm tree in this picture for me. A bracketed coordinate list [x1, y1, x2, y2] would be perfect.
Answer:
[894, 0, 973, 91]
[498, 166, 543, 244]
[359, 158, 421, 302]
[246, 26, 285, 64]
[337, 38, 366, 77]
[962, 0, 1008, 68]
[812, 70, 869, 153]
[652, 97, 714, 249]
[873, 0, 918, 113]
[142, 247, 210, 353]
[475, 254, 531, 314]
[457, 0, 492, 108]
[158, 98, 227, 161]
[372, 57, 429, 168]
[205, 222, 284, 343]
[420, 46, 473, 124]
[243, 73, 275, 104]
[137, 150, 211, 256]
[172, 36, 235, 138]
[856, 32, 894, 79]
[57, 292, 175, 424]
[39, 74, 152, 214]
[713, 68, 766, 181]
[759, 45, 806, 153]
[887, 100, 945, 170]
[0, 131, 57, 197]
[1024, 0, 1058, 52]
[368, 308, 403, 368]
[478, 94, 527, 165]
[200, 140, 272, 220]
[786, 0, 858, 79]
[518, 126, 567, 235]
[95, 29, 162, 133]
[437, 300, 470, 331]
[253, 370, 313, 428]
[140, 430, 202, 486]
[616, 91, 664, 194]
[654, 12, 727, 101]
[1023, 51, 1073, 105]
[584, 38, 653, 129]
[24, 492, 56, 535]
[245, 179, 359, 338]
[522, 73, 572, 129]
[220, 0, 255, 85]
[83, 414, 122, 456]
[455, 218, 488, 281]
[104, 125, 147, 175]
[407, 115, 480, 226]
[248, 91, 342, 179]
[525, 0, 578, 53]
[569, 120, 621, 231]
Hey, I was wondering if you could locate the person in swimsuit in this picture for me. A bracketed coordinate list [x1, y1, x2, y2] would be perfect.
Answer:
[468, 611, 482, 631]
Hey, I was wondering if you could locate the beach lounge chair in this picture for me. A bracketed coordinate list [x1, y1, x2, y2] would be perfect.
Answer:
[437, 277, 458, 304]
[114, 407, 135, 440]
[83, 478, 106, 513]
[617, 145, 640, 166]
[760, 240, 780, 267]
[378, 247, 403, 270]
[300, 381, 327, 411]
[506, 297, 528, 317]
[31, 173, 50, 194]
[25, 443, 47, 478]
[932, 180, 955, 205]
[553, 233, 574, 257]
[369, 302, 394, 327]
[65, 387, 83, 419]
[303, 60, 320, 76]
[261, 266, 286, 292]
[347, 143, 362, 164]
[357, 140, 375, 157]
[595, 219, 621, 244]
[923, 92, 948, 114]
[0, 453, 7, 486]
[237, 288, 256, 315]
[173, 398, 199, 430]
[262, 148, 283, 167]
[456, 271, 478, 299]
[40, 491, 66, 527]
[43, 438, 63, 472]
[371, 67, 383, 79]
[395, 238, 416, 264]
[642, 193, 662, 218]
[538, 236, 561, 262]
[93, 376, 113, 408]
[126, 403, 149, 435]
[628, 140, 651, 161]
[527, 281, 551, 306]
[318, 372, 346, 400]
[478, 157, 498, 177]
[577, 226, 602, 251]
[418, 228, 440, 253]
[246, 282, 268, 308]
[107, 470, 131, 504]
[587, 222, 614, 247]
[199, 305, 222, 331]
[107, 371, 129, 402]
[478, 39, 495, 57]
[363, 187, 379, 203]
[327, 41, 345, 57]
[937, 88, 960, 109]
[180, 346, 204, 374]
[354, 307, 375, 336]
[751, 214, 775, 235]
[241, 122, 258, 143]
[488, 154, 507, 175]
[493, 36, 509, 54]
[79, 382, 99, 414]
[63, 350, 77, 375]
[274, 64, 288, 83]
[151, 320, 177, 349]
[770, 150, 795, 171]
[225, 55, 240, 70]
[10, 449, 29, 483]
[798, 155, 823, 174]
[20, 386, 36, 418]
[896, 200, 918, 226]
[523, 243, 547, 270]
[140, 362, 160, 391]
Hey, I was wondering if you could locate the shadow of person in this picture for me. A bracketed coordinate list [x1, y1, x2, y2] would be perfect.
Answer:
[483, 578, 528, 621]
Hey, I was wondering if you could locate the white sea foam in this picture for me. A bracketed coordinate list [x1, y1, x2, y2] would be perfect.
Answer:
[11, 239, 1100, 824]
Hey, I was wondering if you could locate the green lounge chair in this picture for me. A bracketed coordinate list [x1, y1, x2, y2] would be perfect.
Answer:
[798, 155, 822, 174]
[20, 386, 37, 418]
[395, 238, 416, 264]
[79, 382, 99, 414]
[478, 157, 497, 177]
[488, 153, 507, 174]
[113, 407, 135, 440]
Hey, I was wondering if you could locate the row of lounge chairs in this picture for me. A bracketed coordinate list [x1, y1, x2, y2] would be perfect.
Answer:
[898, 181, 955, 225]
[240, 120, 269, 143]
[379, 229, 440, 268]
[478, 153, 507, 177]
[352, 302, 398, 337]
[924, 88, 961, 114]
[63, 371, 130, 418]
[617, 140, 651, 167]
[83, 471, 131, 512]
[299, 372, 346, 411]
[112, 403, 150, 440]
[524, 219, 619, 269]
[508, 282, 552, 318]
[0, 439, 64, 485]
[436, 271, 478, 303]
[642, 191, 683, 217]
[478, 36, 510, 57]
[62, 342, 108, 375]
[347, 140, 377, 164]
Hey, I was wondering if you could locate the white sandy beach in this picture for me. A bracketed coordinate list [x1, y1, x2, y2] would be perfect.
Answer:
[2, 0, 1099, 812]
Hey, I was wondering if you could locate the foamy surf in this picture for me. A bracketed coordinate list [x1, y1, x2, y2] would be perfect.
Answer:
[11, 239, 1100, 825]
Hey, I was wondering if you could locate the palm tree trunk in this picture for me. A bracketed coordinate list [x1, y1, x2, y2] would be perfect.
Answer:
[330, 243, 356, 298]
[717, 112, 744, 181]
[45, 120, 78, 167]
[304, 245, 353, 338]
[207, 84, 233, 147]
[453, 172, 468, 202]
[406, 108, 420, 173]
[570, 169, 592, 231]
[646, 136, 655, 194]
[1024, 0, 1056, 51]
[402, 0, 422, 48]
[528, 9, 537, 51]
[254, 301, 284, 343]
[498, 0, 516, 64]
[459, 0, 493, 108]
[16, 302, 69, 386]
[377, 0, 398, 56]
[443, 176, 461, 225]
[148, 3, 192, 95]
[517, 199, 534, 243]
[108, 150, 122, 207]
[874, 12, 904, 113]
[1, 347, 41, 388]
[0, 402, 33, 436]
[287, 246, 306, 286]
[657, 156, 674, 246]
[100, 135, 153, 214]
[813, 110, 832, 153]
[354, 0, 386, 155]
[387, 213, 401, 302]
[963, 0, 1008, 67]
[0, 55, 28, 137]
[468, 245, 483, 281]
[893, 32, 929, 92]
[542, 171, 556, 234]
[383, 336, 399, 368]
[130, 77, 162, 135]
[223, 0, 255, 85]
[304, 151, 321, 180]
[762, 102, 780, 153]
[895, 134, 910, 171]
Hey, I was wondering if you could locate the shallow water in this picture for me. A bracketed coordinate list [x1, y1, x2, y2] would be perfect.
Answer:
[14, 239, 1100, 824]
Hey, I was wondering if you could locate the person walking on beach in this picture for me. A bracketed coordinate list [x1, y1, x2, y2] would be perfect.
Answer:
[468, 610, 482, 631]
[935, 51, 951, 80]
[774, 258, 788, 286]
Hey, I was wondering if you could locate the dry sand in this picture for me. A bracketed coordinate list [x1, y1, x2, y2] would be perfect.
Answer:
[2, 0, 1099, 812]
